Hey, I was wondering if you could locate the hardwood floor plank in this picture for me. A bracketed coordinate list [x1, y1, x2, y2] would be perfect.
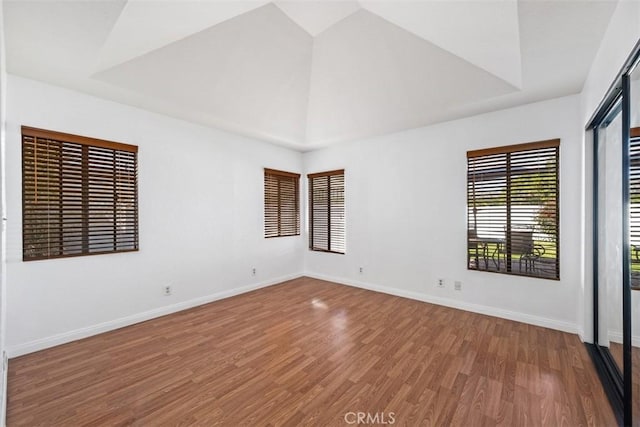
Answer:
[7, 277, 617, 426]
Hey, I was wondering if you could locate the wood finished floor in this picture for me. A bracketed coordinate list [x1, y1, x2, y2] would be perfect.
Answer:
[8, 277, 616, 426]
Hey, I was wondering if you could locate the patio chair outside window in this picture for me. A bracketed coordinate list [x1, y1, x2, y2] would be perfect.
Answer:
[498, 230, 545, 273]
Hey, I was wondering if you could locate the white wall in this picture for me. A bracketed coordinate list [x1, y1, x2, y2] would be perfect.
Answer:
[579, 1, 640, 343]
[5, 75, 304, 356]
[0, 0, 8, 422]
[303, 94, 582, 333]
[581, 2, 640, 125]
[3, 2, 637, 362]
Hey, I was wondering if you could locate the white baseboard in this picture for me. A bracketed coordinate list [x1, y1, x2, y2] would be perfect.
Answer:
[577, 329, 589, 344]
[305, 272, 578, 334]
[7, 271, 584, 357]
[0, 351, 6, 427]
[607, 330, 640, 347]
[7, 273, 303, 358]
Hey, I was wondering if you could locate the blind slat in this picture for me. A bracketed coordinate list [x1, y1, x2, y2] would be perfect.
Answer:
[630, 133, 640, 288]
[308, 170, 345, 254]
[467, 141, 559, 280]
[22, 128, 139, 261]
[264, 169, 300, 238]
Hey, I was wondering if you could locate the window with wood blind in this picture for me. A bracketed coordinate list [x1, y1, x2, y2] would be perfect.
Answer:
[467, 139, 559, 279]
[264, 168, 300, 238]
[22, 126, 138, 261]
[631, 127, 640, 289]
[308, 170, 345, 254]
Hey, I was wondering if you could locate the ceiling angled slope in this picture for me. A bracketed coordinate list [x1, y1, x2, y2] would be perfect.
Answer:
[95, 4, 313, 144]
[360, 0, 523, 89]
[2, 0, 620, 149]
[305, 9, 517, 144]
[518, 0, 618, 98]
[274, 1, 360, 36]
[4, 0, 127, 84]
[95, 0, 268, 73]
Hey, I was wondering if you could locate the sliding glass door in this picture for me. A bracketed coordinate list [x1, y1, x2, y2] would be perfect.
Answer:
[595, 98, 625, 379]
[630, 60, 640, 427]
[588, 41, 639, 427]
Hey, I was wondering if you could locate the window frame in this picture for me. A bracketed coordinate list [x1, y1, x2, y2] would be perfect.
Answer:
[467, 139, 560, 280]
[630, 128, 640, 290]
[308, 169, 345, 254]
[263, 168, 300, 238]
[21, 126, 139, 261]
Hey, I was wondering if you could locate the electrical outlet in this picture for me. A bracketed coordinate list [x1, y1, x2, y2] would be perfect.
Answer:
[359, 267, 363, 274]
[454, 281, 462, 291]
[163, 285, 172, 296]
[252, 268, 256, 276]
[437, 278, 445, 288]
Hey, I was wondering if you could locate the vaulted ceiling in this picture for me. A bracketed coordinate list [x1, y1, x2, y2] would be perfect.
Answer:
[3, 1, 618, 150]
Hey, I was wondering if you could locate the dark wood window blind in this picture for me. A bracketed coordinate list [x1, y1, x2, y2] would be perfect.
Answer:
[22, 126, 139, 261]
[264, 168, 300, 238]
[467, 139, 559, 279]
[308, 169, 345, 254]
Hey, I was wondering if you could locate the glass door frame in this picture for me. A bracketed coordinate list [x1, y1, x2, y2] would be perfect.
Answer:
[587, 39, 640, 427]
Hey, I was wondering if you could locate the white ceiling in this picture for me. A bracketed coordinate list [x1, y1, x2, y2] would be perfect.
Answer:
[275, 1, 360, 36]
[3, 0, 618, 150]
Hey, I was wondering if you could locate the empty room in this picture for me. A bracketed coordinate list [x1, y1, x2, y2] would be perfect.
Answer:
[0, 0, 639, 425]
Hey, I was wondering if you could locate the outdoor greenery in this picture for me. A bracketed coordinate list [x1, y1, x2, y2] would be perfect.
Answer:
[469, 161, 557, 240]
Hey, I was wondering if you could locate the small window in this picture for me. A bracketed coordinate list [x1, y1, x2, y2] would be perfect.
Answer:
[22, 126, 139, 261]
[308, 169, 345, 254]
[264, 168, 300, 238]
[467, 139, 559, 279]
[631, 127, 640, 288]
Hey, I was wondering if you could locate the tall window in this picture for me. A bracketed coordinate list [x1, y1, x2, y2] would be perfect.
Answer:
[467, 139, 559, 279]
[631, 127, 640, 289]
[22, 126, 138, 261]
[264, 168, 300, 238]
[308, 170, 345, 254]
